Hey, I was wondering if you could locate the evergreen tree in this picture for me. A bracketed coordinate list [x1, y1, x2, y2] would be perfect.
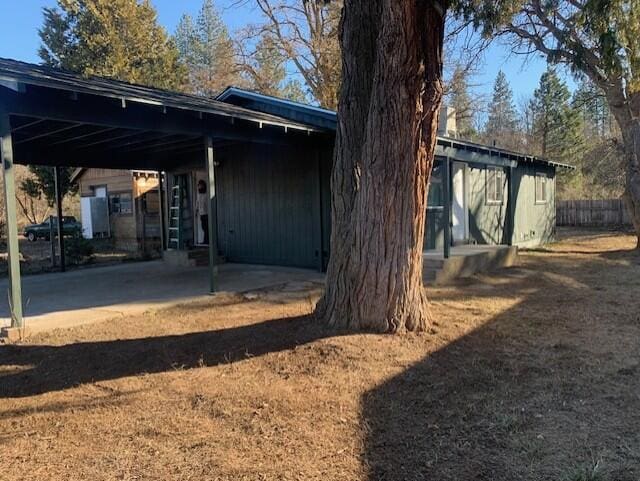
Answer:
[37, 0, 185, 203]
[572, 79, 614, 139]
[175, 0, 242, 96]
[531, 67, 584, 164]
[571, 79, 623, 199]
[280, 79, 307, 103]
[484, 71, 520, 150]
[446, 65, 479, 140]
[531, 67, 585, 196]
[245, 34, 287, 97]
[242, 33, 309, 102]
[39, 0, 185, 90]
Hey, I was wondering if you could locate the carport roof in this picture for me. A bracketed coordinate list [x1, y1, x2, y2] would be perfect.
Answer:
[0, 58, 317, 133]
[0, 58, 323, 171]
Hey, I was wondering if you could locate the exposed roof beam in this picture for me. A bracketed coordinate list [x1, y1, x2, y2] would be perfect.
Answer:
[14, 122, 82, 145]
[50, 126, 118, 146]
[125, 136, 200, 153]
[105, 132, 176, 151]
[10, 118, 46, 133]
[74, 129, 148, 149]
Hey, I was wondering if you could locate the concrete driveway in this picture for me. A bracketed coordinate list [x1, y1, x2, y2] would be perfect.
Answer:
[0, 261, 324, 333]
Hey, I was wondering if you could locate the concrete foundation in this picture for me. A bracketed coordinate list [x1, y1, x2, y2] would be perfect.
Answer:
[423, 245, 518, 285]
[0, 326, 30, 342]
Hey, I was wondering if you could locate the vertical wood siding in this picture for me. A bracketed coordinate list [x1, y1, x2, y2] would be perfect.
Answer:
[511, 164, 556, 246]
[216, 144, 319, 268]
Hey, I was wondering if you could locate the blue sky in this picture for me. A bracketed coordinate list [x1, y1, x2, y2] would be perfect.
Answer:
[0, 0, 573, 104]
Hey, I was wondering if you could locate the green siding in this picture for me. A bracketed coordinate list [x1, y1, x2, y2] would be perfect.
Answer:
[468, 164, 510, 245]
[424, 160, 557, 250]
[511, 164, 556, 247]
[319, 145, 332, 270]
[216, 144, 320, 268]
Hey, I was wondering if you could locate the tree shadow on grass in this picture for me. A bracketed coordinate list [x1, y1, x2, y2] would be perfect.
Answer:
[362, 262, 640, 480]
[0, 315, 331, 399]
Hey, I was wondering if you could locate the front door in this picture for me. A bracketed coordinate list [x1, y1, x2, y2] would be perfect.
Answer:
[451, 162, 467, 243]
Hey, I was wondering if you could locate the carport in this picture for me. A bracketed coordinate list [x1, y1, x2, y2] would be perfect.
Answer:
[0, 58, 325, 330]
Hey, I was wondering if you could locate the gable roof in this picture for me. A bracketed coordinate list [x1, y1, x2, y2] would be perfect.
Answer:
[217, 86, 575, 170]
[217, 86, 337, 130]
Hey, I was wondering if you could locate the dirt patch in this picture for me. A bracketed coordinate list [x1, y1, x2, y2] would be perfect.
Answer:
[1, 228, 639, 480]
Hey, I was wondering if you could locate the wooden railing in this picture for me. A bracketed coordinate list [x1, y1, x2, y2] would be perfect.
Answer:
[557, 199, 631, 226]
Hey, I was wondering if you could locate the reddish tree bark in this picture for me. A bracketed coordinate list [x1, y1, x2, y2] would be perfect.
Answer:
[315, 0, 446, 332]
[604, 90, 640, 249]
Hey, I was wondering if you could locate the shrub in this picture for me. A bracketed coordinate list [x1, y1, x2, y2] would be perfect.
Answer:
[64, 235, 95, 265]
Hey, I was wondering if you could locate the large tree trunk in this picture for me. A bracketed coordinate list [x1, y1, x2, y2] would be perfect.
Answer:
[622, 122, 640, 249]
[609, 92, 640, 249]
[315, 0, 446, 332]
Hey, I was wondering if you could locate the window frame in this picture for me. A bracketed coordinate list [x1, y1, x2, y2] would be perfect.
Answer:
[109, 191, 134, 216]
[485, 166, 505, 205]
[535, 172, 548, 204]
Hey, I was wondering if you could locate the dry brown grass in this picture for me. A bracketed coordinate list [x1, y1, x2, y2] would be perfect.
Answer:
[1, 228, 639, 481]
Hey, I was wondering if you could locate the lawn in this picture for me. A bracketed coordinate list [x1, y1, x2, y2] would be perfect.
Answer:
[1, 228, 639, 481]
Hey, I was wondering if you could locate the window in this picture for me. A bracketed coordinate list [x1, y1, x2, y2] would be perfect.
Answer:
[427, 161, 444, 208]
[109, 192, 133, 215]
[535, 173, 548, 204]
[486, 166, 505, 204]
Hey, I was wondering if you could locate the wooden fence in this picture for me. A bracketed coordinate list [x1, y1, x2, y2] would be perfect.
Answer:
[557, 199, 632, 227]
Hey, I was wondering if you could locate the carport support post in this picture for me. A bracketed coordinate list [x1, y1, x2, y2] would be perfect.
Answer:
[443, 156, 451, 259]
[205, 136, 218, 293]
[0, 112, 23, 327]
[507, 166, 516, 246]
[157, 171, 166, 251]
[54, 166, 65, 272]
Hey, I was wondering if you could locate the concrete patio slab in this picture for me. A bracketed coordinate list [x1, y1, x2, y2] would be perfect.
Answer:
[0, 261, 324, 334]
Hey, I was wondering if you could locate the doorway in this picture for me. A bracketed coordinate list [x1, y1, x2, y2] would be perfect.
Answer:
[192, 170, 209, 246]
[451, 162, 468, 244]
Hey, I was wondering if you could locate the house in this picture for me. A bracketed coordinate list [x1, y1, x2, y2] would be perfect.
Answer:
[71, 167, 161, 251]
[0, 58, 571, 328]
[213, 87, 564, 252]
[71, 87, 561, 259]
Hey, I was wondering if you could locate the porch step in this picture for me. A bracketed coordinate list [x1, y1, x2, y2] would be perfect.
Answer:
[422, 245, 518, 286]
[423, 258, 445, 270]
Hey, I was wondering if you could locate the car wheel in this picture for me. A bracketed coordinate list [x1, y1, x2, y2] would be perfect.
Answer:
[27, 232, 36, 242]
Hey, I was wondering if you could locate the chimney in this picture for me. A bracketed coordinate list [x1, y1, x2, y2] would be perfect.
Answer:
[437, 105, 457, 138]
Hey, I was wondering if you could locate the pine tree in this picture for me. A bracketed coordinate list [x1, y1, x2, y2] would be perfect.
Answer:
[446, 65, 479, 140]
[175, 0, 243, 96]
[531, 67, 584, 164]
[571, 79, 623, 198]
[484, 71, 520, 150]
[39, 0, 186, 90]
[280, 79, 307, 103]
[245, 34, 287, 97]
[36, 0, 185, 202]
[531, 67, 585, 197]
[573, 79, 614, 139]
[242, 33, 309, 102]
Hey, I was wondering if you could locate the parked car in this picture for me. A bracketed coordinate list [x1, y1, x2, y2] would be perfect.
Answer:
[23, 216, 82, 242]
